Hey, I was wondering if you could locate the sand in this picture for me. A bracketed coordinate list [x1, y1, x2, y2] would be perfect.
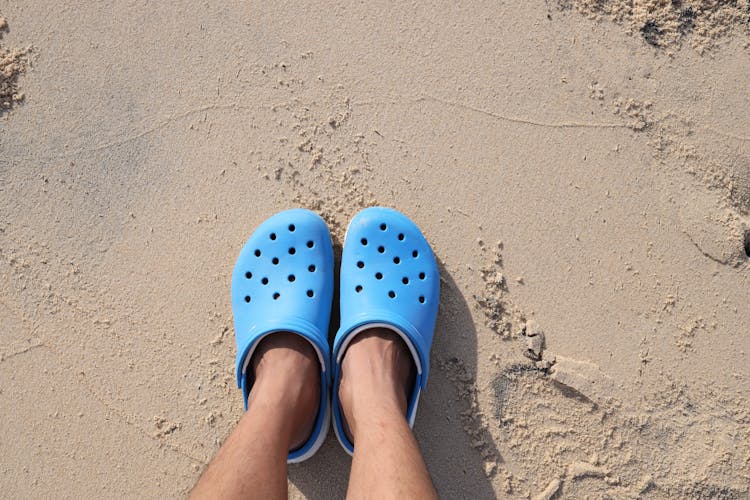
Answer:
[561, 0, 750, 53]
[1, 1, 749, 498]
[0, 17, 29, 111]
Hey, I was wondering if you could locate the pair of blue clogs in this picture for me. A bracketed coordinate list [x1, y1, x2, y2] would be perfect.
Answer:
[231, 207, 439, 462]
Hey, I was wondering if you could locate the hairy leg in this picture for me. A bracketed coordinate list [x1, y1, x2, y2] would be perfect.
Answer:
[190, 333, 320, 500]
[339, 329, 437, 500]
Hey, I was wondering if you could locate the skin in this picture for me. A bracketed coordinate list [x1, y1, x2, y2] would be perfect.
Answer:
[190, 329, 437, 500]
[339, 328, 437, 500]
[190, 333, 319, 500]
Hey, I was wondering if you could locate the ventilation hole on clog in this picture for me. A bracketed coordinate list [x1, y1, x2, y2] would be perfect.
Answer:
[244, 295, 251, 303]
[375, 272, 383, 280]
[378, 246, 385, 253]
[402, 277, 409, 285]
[254, 249, 261, 257]
[273, 292, 280, 300]
[289, 247, 296, 255]
[245, 271, 253, 279]
[744, 230, 750, 258]
[288, 224, 296, 232]
[308, 264, 316, 272]
[419, 272, 426, 280]
[272, 257, 279, 265]
[361, 238, 368, 246]
[380, 223, 387, 231]
[355, 285, 363, 293]
[398, 233, 404, 241]
[307, 240, 314, 248]
[412, 250, 419, 258]
[270, 233, 277, 240]
[357, 261, 365, 269]
[388, 290, 396, 298]
[288, 275, 296, 282]
[393, 257, 400, 264]
[419, 296, 425, 304]
[261, 277, 269, 285]
[307, 289, 314, 298]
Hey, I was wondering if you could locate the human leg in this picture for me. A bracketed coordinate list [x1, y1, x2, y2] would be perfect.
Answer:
[190, 333, 320, 500]
[339, 328, 438, 500]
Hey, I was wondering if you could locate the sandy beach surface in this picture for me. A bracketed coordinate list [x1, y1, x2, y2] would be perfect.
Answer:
[1, 1, 749, 498]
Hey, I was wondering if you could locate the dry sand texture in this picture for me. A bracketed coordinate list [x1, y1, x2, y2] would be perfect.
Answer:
[1, 1, 749, 498]
[560, 0, 750, 53]
[0, 16, 30, 111]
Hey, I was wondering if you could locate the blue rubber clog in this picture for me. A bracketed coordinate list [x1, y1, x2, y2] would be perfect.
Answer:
[332, 207, 440, 454]
[231, 208, 334, 463]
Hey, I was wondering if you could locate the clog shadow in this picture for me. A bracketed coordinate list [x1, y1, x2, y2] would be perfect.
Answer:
[415, 261, 500, 499]
[289, 255, 498, 499]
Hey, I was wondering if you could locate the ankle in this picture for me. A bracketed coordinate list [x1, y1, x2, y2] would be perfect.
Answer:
[248, 332, 321, 450]
[345, 392, 406, 439]
[337, 328, 416, 442]
[251, 369, 316, 410]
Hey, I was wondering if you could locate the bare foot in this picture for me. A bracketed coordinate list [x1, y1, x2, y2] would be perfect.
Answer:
[248, 332, 320, 450]
[338, 328, 416, 443]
